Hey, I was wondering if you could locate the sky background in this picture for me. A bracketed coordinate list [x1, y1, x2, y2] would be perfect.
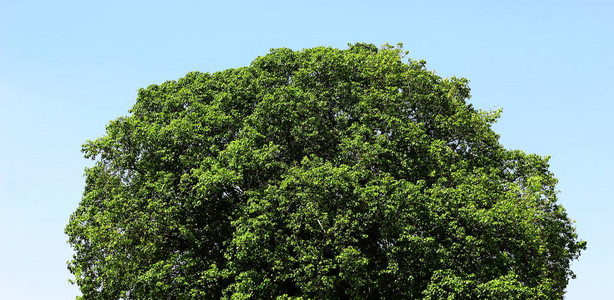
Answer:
[1, 0, 612, 298]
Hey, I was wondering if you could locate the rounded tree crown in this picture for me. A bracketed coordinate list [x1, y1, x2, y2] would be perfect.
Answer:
[66, 44, 584, 299]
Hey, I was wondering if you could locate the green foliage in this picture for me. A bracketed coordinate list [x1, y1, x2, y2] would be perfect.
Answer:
[66, 44, 585, 299]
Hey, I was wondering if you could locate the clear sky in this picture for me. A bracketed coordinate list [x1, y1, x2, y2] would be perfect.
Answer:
[1, 0, 612, 298]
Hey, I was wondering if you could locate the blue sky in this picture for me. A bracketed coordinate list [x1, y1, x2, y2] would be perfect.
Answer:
[1, 0, 612, 298]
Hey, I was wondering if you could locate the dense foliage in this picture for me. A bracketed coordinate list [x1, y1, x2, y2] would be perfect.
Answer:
[66, 43, 585, 299]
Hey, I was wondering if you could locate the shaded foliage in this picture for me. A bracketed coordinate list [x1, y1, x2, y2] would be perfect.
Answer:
[66, 43, 584, 299]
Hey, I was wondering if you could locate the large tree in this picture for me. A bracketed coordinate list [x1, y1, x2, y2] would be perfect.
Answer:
[66, 43, 585, 299]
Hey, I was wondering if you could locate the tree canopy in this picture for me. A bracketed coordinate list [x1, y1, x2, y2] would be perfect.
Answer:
[66, 43, 585, 299]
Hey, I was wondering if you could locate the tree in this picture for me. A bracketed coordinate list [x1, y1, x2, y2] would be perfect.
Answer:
[66, 43, 585, 299]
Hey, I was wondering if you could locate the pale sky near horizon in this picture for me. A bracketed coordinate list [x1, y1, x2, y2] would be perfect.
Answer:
[1, 1, 612, 299]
